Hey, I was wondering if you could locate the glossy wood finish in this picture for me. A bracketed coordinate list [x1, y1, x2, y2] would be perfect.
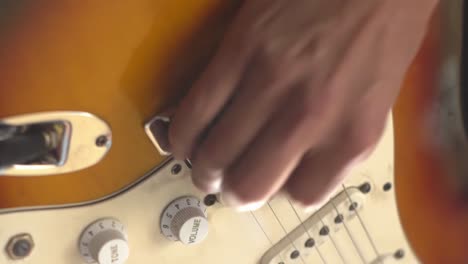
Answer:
[394, 8, 468, 263]
[1, 1, 467, 262]
[0, 0, 240, 208]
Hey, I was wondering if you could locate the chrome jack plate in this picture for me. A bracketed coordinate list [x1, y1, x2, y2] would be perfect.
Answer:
[0, 111, 112, 176]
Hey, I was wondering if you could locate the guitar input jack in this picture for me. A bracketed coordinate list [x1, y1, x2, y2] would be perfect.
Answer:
[5, 233, 34, 260]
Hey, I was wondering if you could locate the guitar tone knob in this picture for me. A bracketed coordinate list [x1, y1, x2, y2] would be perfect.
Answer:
[160, 196, 209, 245]
[79, 218, 129, 264]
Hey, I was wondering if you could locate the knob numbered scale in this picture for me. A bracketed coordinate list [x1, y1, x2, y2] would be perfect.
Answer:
[79, 218, 129, 264]
[160, 196, 209, 245]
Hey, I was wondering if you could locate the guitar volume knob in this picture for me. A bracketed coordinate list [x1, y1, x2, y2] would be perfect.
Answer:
[160, 196, 209, 245]
[79, 218, 129, 264]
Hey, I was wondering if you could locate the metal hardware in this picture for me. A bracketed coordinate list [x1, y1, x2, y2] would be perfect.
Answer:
[95, 135, 110, 147]
[260, 188, 366, 264]
[144, 115, 172, 156]
[383, 182, 393, 192]
[319, 226, 330, 236]
[0, 111, 112, 176]
[359, 182, 372, 194]
[304, 238, 315, 248]
[0, 125, 17, 141]
[5, 233, 34, 260]
[348, 202, 359, 211]
[171, 164, 182, 175]
[0, 129, 58, 168]
[203, 194, 218, 206]
[334, 214, 344, 224]
[394, 249, 405, 259]
[289, 250, 300, 259]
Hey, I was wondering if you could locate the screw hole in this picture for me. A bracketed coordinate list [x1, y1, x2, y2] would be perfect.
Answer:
[171, 164, 182, 175]
[95, 135, 109, 147]
[383, 182, 393, 192]
[203, 194, 218, 206]
[359, 182, 372, 194]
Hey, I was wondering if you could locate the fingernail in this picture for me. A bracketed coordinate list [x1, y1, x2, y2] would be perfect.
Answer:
[304, 204, 321, 214]
[204, 177, 223, 193]
[220, 191, 266, 212]
[293, 193, 333, 214]
[192, 167, 224, 193]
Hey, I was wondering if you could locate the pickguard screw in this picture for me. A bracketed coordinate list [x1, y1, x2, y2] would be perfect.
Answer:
[6, 233, 34, 260]
[394, 249, 405, 259]
[305, 238, 315, 248]
[204, 194, 218, 206]
[290, 250, 300, 259]
[383, 182, 393, 192]
[359, 182, 372, 194]
[95, 135, 109, 147]
[319, 226, 330, 236]
[171, 164, 182, 175]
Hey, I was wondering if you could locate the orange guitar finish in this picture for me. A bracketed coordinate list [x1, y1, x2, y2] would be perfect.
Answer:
[395, 8, 468, 264]
[0, 1, 240, 207]
[0, 1, 464, 263]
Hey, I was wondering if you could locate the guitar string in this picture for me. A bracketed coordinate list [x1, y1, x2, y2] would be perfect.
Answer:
[244, 183, 380, 264]
[249, 211, 286, 264]
[266, 202, 307, 264]
[342, 184, 380, 261]
[286, 199, 327, 264]
[317, 212, 346, 263]
[330, 201, 366, 263]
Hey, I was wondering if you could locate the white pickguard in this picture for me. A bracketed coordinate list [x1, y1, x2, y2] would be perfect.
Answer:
[0, 117, 418, 264]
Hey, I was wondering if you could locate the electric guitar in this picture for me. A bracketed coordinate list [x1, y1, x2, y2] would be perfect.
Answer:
[0, 1, 465, 263]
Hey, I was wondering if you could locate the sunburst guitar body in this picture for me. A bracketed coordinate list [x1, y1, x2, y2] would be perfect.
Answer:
[0, 1, 464, 263]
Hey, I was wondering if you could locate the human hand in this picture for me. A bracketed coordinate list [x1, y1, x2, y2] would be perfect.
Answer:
[168, 0, 438, 211]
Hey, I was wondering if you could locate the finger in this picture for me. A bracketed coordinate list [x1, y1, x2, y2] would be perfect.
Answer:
[168, 21, 254, 160]
[190, 54, 305, 193]
[285, 117, 386, 208]
[219, 87, 337, 211]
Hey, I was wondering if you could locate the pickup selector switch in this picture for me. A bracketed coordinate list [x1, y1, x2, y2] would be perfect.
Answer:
[79, 218, 129, 264]
[160, 196, 209, 245]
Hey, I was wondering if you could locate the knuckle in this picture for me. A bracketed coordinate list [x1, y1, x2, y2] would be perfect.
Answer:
[257, 54, 284, 77]
[256, 42, 295, 74]
[295, 89, 333, 127]
[288, 187, 328, 208]
[277, 91, 333, 148]
[290, 192, 321, 207]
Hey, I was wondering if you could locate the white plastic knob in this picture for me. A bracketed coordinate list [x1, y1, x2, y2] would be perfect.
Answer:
[79, 218, 129, 264]
[160, 196, 209, 245]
